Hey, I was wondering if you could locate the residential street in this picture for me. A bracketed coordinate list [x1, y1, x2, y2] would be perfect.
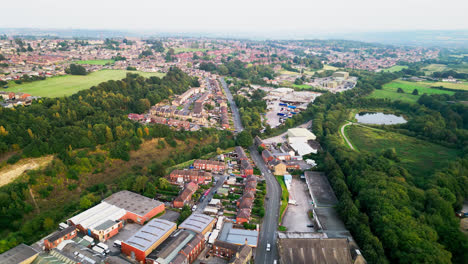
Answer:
[194, 174, 227, 214]
[249, 146, 280, 264]
[219, 77, 244, 133]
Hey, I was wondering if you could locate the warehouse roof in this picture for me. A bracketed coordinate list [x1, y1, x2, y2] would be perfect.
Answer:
[287, 128, 316, 141]
[0, 244, 38, 264]
[278, 238, 353, 264]
[68, 202, 126, 230]
[104, 190, 164, 217]
[178, 213, 215, 234]
[147, 230, 196, 264]
[218, 222, 258, 247]
[124, 219, 176, 252]
[94, 219, 118, 231]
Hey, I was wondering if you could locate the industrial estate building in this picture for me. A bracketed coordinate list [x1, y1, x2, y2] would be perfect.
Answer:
[68, 191, 165, 242]
[121, 219, 177, 262]
[0, 244, 38, 264]
[178, 213, 216, 235]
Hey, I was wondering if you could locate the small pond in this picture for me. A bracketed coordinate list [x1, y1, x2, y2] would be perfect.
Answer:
[355, 112, 407, 125]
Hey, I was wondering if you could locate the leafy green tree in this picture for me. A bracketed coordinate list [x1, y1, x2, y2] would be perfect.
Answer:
[67, 64, 87, 75]
[236, 131, 253, 148]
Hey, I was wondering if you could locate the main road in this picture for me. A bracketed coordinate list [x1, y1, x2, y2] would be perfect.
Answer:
[249, 145, 280, 264]
[219, 77, 244, 133]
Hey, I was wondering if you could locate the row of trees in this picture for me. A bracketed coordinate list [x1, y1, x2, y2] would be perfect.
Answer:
[305, 73, 468, 263]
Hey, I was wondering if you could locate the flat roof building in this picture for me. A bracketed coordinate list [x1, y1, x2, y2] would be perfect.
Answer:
[178, 213, 216, 235]
[121, 219, 177, 263]
[217, 222, 258, 248]
[287, 128, 316, 141]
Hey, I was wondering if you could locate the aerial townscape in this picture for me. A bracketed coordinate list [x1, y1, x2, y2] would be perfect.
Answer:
[0, 2, 468, 264]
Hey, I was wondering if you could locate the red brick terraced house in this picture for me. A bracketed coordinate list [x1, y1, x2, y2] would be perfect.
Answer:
[169, 169, 212, 184]
[193, 159, 226, 172]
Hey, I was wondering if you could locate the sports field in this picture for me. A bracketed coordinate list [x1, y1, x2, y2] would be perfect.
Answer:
[75, 59, 115, 65]
[345, 125, 460, 179]
[381, 65, 408, 72]
[367, 79, 456, 103]
[4, 70, 164, 98]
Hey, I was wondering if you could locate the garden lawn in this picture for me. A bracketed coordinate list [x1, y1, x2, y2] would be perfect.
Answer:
[5, 70, 165, 98]
[345, 125, 460, 181]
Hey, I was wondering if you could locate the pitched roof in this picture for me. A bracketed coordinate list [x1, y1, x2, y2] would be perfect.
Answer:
[236, 208, 251, 219]
[213, 240, 241, 252]
[178, 213, 215, 234]
[0, 244, 38, 264]
[124, 219, 176, 252]
[238, 199, 253, 209]
[46, 226, 76, 243]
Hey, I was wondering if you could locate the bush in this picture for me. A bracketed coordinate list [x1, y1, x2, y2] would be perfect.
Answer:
[7, 154, 21, 164]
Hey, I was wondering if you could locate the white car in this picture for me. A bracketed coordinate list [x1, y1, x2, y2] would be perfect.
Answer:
[266, 243, 271, 252]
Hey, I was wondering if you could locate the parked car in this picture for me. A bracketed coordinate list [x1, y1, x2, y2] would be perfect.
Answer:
[307, 224, 314, 228]
[266, 243, 271, 252]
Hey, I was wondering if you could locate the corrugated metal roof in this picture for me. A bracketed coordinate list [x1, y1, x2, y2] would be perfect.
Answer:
[68, 202, 126, 230]
[178, 213, 214, 234]
[124, 219, 176, 252]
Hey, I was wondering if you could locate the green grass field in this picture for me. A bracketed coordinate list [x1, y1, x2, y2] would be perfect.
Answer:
[172, 48, 208, 54]
[422, 64, 448, 74]
[4, 70, 164, 97]
[367, 79, 456, 103]
[381, 65, 408, 72]
[75, 59, 115, 65]
[422, 63, 468, 75]
[345, 125, 460, 178]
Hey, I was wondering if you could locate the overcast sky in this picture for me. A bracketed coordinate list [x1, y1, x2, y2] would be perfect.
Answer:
[1, 0, 467, 35]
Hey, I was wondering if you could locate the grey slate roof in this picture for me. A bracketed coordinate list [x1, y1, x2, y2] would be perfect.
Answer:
[0, 244, 38, 264]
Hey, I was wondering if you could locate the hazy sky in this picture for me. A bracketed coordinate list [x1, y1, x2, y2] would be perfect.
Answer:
[1, 0, 467, 34]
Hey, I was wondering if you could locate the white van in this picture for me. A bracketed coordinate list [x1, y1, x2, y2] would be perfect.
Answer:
[113, 240, 122, 248]
[92, 246, 105, 255]
[266, 243, 271, 252]
[83, 235, 95, 246]
[97, 242, 110, 254]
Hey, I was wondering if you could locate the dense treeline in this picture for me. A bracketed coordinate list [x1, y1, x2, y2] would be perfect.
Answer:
[199, 59, 275, 84]
[0, 67, 198, 157]
[432, 70, 468, 80]
[305, 76, 468, 263]
[0, 68, 234, 252]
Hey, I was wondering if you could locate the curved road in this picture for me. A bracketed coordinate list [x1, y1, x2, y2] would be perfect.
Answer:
[249, 146, 281, 264]
[340, 122, 355, 150]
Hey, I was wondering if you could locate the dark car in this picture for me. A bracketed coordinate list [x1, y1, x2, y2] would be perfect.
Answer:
[307, 224, 314, 228]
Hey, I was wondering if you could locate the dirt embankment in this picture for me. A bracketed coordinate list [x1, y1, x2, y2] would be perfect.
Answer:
[0, 156, 54, 187]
